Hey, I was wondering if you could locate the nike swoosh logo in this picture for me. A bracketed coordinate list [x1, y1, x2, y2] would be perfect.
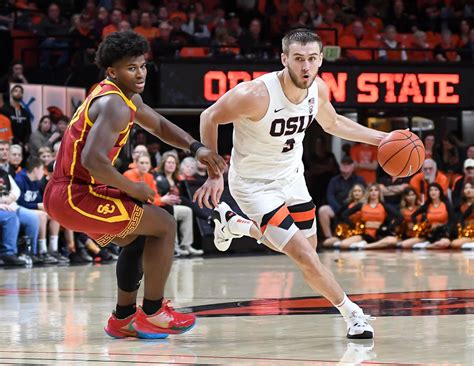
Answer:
[274, 107, 285, 113]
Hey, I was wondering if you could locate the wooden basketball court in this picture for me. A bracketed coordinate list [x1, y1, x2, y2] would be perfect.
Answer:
[0, 250, 472, 365]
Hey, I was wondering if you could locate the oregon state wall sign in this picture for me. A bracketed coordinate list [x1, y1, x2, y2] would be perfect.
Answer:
[182, 290, 474, 317]
[157, 61, 473, 109]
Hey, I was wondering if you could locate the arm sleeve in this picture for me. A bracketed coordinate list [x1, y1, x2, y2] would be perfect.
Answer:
[411, 204, 428, 223]
[341, 203, 363, 223]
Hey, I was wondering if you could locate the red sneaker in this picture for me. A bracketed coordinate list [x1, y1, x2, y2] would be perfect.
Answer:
[104, 312, 138, 339]
[134, 300, 196, 339]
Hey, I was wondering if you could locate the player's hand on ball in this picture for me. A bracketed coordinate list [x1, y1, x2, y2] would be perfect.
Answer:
[195, 147, 227, 179]
[130, 182, 155, 203]
[193, 175, 224, 209]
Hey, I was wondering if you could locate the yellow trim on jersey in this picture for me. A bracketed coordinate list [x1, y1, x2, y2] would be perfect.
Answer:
[104, 79, 137, 111]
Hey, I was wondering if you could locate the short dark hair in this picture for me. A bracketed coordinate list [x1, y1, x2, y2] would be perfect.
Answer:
[11, 84, 24, 93]
[282, 28, 322, 54]
[26, 156, 44, 172]
[341, 156, 354, 165]
[95, 31, 149, 69]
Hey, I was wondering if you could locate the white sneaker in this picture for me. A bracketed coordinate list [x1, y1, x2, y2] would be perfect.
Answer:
[461, 242, 474, 250]
[349, 240, 367, 250]
[186, 246, 204, 256]
[212, 202, 243, 251]
[345, 313, 375, 339]
[413, 241, 429, 249]
[175, 246, 190, 256]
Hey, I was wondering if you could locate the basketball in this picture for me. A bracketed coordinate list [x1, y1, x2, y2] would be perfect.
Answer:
[377, 130, 425, 177]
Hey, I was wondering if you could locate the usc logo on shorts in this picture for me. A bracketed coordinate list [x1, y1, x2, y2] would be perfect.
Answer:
[97, 203, 116, 215]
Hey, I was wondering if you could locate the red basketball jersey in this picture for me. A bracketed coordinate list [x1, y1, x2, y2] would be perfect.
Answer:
[54, 79, 136, 183]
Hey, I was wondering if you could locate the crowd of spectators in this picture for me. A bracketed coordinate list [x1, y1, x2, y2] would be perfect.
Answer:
[316, 136, 474, 251]
[1, 0, 473, 68]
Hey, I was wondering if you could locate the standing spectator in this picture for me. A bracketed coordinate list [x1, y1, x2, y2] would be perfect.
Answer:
[363, 3, 384, 38]
[102, 8, 122, 39]
[410, 158, 449, 204]
[36, 3, 70, 69]
[378, 25, 407, 61]
[318, 156, 366, 244]
[94, 6, 109, 38]
[350, 142, 378, 183]
[438, 133, 463, 176]
[134, 11, 160, 41]
[434, 29, 461, 62]
[151, 21, 179, 58]
[0, 60, 28, 107]
[423, 133, 439, 161]
[29, 115, 60, 156]
[459, 19, 472, 46]
[1, 85, 32, 149]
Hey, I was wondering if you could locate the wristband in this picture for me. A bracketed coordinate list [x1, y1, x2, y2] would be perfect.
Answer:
[190, 141, 205, 155]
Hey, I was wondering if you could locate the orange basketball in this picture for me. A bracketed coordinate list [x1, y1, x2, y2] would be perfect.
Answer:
[377, 130, 425, 177]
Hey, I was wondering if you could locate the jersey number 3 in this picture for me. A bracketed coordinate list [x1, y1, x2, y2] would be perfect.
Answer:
[282, 138, 295, 153]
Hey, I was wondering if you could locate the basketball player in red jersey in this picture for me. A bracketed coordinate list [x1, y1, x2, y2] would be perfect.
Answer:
[194, 29, 390, 339]
[43, 31, 226, 339]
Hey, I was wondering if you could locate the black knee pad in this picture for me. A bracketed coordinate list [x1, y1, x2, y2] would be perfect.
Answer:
[116, 236, 145, 292]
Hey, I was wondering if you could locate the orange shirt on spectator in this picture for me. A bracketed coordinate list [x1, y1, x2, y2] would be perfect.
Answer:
[0, 114, 13, 142]
[123, 168, 162, 206]
[102, 24, 118, 38]
[409, 171, 450, 202]
[350, 143, 378, 183]
[364, 16, 384, 37]
[317, 22, 344, 45]
[134, 26, 160, 41]
[406, 42, 434, 62]
[339, 35, 378, 60]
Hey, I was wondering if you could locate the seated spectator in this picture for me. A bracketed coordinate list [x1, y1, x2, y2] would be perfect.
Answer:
[182, 4, 211, 43]
[15, 156, 69, 264]
[434, 29, 461, 62]
[384, 0, 414, 34]
[9, 144, 23, 174]
[118, 19, 131, 32]
[459, 19, 471, 46]
[322, 183, 366, 248]
[227, 12, 243, 39]
[155, 152, 203, 256]
[211, 27, 240, 58]
[459, 28, 474, 62]
[102, 8, 122, 39]
[239, 18, 271, 59]
[38, 146, 54, 168]
[318, 156, 366, 243]
[318, 8, 344, 46]
[339, 20, 379, 60]
[134, 11, 160, 41]
[378, 25, 407, 61]
[36, 3, 71, 69]
[363, 3, 384, 38]
[339, 183, 403, 250]
[451, 181, 474, 249]
[400, 183, 453, 249]
[350, 142, 378, 184]
[179, 156, 197, 180]
[410, 159, 449, 204]
[0, 140, 17, 176]
[376, 166, 410, 208]
[124, 153, 179, 209]
[129, 144, 149, 169]
[452, 159, 474, 208]
[406, 31, 434, 62]
[29, 115, 61, 157]
[151, 21, 179, 58]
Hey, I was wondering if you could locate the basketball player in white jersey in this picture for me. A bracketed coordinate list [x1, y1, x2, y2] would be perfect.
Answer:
[194, 29, 388, 339]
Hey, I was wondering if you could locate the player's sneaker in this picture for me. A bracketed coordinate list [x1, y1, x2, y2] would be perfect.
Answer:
[104, 311, 138, 338]
[339, 340, 376, 364]
[345, 313, 375, 339]
[212, 202, 244, 251]
[133, 300, 196, 339]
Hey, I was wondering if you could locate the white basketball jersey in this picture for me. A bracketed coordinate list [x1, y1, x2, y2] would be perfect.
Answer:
[230, 71, 318, 180]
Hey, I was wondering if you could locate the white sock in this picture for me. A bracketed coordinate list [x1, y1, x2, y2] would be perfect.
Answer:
[49, 235, 59, 252]
[228, 215, 253, 236]
[335, 293, 363, 319]
[38, 239, 47, 254]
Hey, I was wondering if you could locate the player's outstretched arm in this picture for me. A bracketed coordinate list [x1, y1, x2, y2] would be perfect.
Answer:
[132, 95, 226, 178]
[315, 77, 388, 146]
[82, 94, 154, 203]
[194, 81, 267, 208]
